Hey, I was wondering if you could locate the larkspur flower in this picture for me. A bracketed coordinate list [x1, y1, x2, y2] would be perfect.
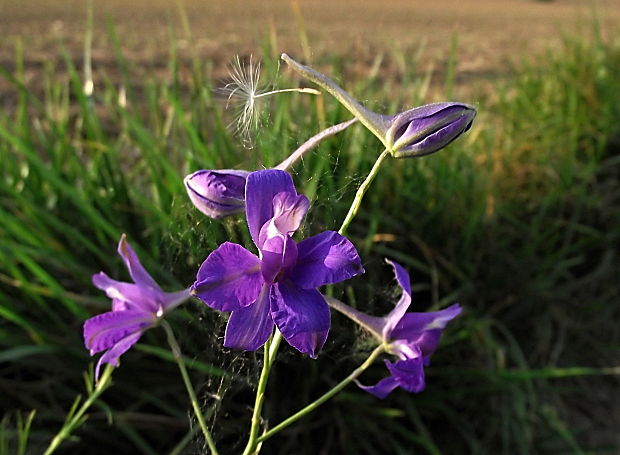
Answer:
[327, 260, 461, 398]
[184, 169, 250, 219]
[281, 53, 476, 158]
[192, 169, 364, 356]
[83, 235, 190, 380]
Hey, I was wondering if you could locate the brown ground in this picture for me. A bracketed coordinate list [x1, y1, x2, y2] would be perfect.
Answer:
[0, 0, 619, 90]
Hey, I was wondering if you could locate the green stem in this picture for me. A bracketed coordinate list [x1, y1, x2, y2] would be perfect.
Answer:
[338, 149, 390, 235]
[242, 330, 283, 455]
[256, 345, 385, 444]
[162, 321, 219, 455]
[281, 53, 390, 148]
[43, 364, 114, 455]
[274, 118, 358, 171]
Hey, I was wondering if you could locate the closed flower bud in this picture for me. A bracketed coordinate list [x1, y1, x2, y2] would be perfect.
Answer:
[384, 102, 476, 157]
[282, 54, 476, 158]
[184, 169, 249, 219]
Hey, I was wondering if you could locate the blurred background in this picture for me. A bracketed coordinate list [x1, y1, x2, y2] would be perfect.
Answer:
[1, 0, 619, 454]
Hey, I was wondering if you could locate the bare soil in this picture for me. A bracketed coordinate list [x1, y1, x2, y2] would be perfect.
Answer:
[0, 0, 619, 91]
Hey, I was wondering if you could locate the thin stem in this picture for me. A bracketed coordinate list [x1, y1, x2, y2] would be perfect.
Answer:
[275, 118, 358, 171]
[43, 364, 114, 455]
[324, 295, 383, 341]
[162, 321, 219, 455]
[256, 345, 385, 444]
[253, 87, 320, 99]
[339, 149, 391, 236]
[242, 330, 283, 455]
[281, 53, 389, 147]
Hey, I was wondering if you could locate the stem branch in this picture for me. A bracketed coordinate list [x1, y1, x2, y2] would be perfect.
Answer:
[275, 119, 358, 171]
[339, 149, 390, 235]
[242, 330, 283, 455]
[162, 321, 219, 455]
[256, 345, 385, 443]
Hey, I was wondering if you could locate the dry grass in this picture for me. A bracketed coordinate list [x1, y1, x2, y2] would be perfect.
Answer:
[1, 0, 619, 87]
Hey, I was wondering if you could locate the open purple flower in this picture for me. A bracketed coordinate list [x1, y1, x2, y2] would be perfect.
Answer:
[84, 234, 190, 380]
[327, 260, 461, 398]
[192, 169, 364, 357]
[184, 169, 250, 219]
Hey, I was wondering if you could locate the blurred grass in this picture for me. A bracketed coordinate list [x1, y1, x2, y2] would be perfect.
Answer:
[1, 15, 619, 455]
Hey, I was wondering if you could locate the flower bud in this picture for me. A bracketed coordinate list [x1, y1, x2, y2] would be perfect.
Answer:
[384, 102, 476, 157]
[184, 169, 249, 219]
[281, 54, 476, 158]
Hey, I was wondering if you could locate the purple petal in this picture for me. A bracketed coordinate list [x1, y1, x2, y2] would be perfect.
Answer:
[94, 331, 143, 381]
[270, 191, 309, 237]
[382, 260, 413, 339]
[270, 281, 330, 357]
[245, 170, 296, 247]
[385, 357, 426, 393]
[92, 272, 160, 313]
[289, 231, 364, 289]
[224, 284, 274, 351]
[193, 242, 263, 312]
[184, 169, 249, 219]
[117, 234, 161, 290]
[83, 310, 154, 355]
[357, 376, 400, 399]
[260, 234, 298, 283]
[390, 304, 462, 356]
[160, 288, 191, 312]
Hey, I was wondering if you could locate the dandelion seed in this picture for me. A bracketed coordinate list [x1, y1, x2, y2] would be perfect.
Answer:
[219, 55, 320, 148]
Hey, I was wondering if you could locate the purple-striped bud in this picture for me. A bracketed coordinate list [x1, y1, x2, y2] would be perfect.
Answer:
[184, 169, 249, 219]
[384, 102, 476, 158]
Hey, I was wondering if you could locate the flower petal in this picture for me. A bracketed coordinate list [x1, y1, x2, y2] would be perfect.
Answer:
[260, 234, 298, 283]
[385, 357, 426, 393]
[160, 288, 191, 313]
[224, 284, 274, 351]
[289, 231, 364, 289]
[270, 281, 330, 357]
[117, 234, 161, 290]
[381, 260, 413, 339]
[92, 272, 160, 313]
[245, 170, 296, 247]
[357, 376, 400, 399]
[94, 331, 143, 381]
[83, 310, 154, 355]
[193, 242, 263, 312]
[390, 304, 462, 356]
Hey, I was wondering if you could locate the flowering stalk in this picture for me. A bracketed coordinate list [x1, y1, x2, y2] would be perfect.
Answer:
[282, 53, 476, 158]
[242, 330, 283, 455]
[281, 53, 390, 147]
[255, 344, 385, 444]
[162, 321, 219, 455]
[338, 149, 391, 236]
[43, 364, 114, 455]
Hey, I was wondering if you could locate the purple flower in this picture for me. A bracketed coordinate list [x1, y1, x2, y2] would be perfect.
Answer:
[84, 235, 190, 380]
[328, 260, 461, 398]
[192, 169, 364, 357]
[383, 102, 476, 158]
[184, 169, 250, 219]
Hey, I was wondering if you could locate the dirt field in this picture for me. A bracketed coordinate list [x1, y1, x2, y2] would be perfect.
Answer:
[1, 0, 619, 86]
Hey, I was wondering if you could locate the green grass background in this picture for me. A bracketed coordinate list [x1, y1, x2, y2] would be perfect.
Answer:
[1, 15, 619, 455]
